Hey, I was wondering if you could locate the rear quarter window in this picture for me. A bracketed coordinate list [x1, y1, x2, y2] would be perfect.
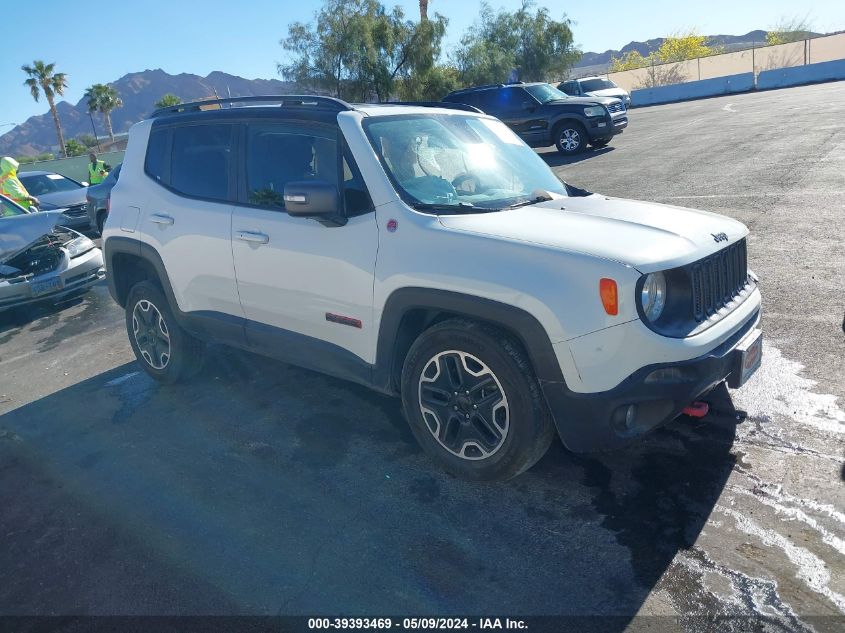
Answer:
[170, 124, 233, 201]
[144, 127, 169, 184]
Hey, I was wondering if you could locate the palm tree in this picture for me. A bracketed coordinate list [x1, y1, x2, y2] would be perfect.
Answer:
[22, 60, 68, 158]
[84, 83, 123, 142]
[155, 93, 182, 109]
[419, 0, 428, 20]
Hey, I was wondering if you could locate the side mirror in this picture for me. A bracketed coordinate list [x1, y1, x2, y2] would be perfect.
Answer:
[284, 181, 346, 227]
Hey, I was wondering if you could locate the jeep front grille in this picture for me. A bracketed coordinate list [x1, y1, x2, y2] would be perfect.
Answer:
[607, 102, 625, 114]
[690, 239, 749, 322]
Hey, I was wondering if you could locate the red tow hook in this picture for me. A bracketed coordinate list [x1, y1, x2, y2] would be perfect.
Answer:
[682, 401, 710, 418]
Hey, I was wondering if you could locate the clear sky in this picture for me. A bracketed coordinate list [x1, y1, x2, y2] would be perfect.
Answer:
[2, 0, 843, 128]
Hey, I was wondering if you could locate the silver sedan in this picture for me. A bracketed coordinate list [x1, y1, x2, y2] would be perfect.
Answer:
[0, 195, 104, 312]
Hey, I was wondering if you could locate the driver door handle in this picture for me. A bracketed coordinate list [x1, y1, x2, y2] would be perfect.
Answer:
[149, 213, 174, 225]
[235, 230, 270, 244]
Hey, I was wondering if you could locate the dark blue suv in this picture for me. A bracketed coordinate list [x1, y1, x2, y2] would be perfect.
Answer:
[443, 82, 627, 155]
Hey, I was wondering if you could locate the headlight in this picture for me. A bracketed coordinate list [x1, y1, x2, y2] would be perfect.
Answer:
[583, 105, 606, 117]
[640, 272, 666, 322]
[66, 236, 95, 258]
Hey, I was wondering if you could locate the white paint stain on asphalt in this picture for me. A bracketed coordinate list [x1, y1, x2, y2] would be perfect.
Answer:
[717, 505, 845, 613]
[733, 342, 845, 435]
[727, 483, 845, 557]
[723, 103, 737, 112]
[105, 371, 140, 387]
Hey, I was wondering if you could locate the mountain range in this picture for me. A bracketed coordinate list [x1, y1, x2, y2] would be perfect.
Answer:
[0, 69, 296, 156]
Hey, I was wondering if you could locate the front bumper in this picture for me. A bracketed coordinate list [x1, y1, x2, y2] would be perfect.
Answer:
[541, 308, 760, 453]
[0, 248, 105, 311]
[586, 114, 628, 141]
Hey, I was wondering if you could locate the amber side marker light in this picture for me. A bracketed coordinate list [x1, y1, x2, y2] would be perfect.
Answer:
[599, 278, 618, 315]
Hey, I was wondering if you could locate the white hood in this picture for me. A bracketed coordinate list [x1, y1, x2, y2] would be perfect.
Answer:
[0, 211, 61, 264]
[586, 88, 629, 99]
[437, 195, 748, 272]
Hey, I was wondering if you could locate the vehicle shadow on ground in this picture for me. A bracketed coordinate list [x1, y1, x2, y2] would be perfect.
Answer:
[539, 145, 615, 168]
[0, 346, 741, 622]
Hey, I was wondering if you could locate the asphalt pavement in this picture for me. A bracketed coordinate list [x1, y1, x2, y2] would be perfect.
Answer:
[0, 82, 843, 630]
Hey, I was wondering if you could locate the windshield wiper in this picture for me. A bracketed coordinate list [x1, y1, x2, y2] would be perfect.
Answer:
[502, 194, 554, 210]
[411, 201, 478, 213]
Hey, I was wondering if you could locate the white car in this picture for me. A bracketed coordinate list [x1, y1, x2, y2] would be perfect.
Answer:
[103, 96, 762, 480]
[560, 77, 632, 107]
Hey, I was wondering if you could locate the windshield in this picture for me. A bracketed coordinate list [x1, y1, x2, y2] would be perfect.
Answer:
[580, 78, 617, 92]
[19, 173, 82, 195]
[365, 114, 567, 212]
[523, 83, 571, 104]
[0, 195, 27, 217]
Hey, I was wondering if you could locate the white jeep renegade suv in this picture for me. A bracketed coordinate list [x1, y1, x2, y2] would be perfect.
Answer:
[103, 96, 762, 480]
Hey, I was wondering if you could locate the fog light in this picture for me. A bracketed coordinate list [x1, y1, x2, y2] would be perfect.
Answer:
[612, 404, 638, 434]
[625, 404, 636, 429]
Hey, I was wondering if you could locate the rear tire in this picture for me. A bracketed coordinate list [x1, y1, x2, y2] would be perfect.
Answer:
[554, 122, 587, 155]
[125, 281, 205, 383]
[401, 319, 554, 481]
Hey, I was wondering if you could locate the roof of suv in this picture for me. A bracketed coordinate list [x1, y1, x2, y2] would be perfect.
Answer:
[150, 95, 481, 120]
[446, 82, 550, 97]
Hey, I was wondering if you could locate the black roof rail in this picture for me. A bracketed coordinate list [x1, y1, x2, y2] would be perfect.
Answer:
[151, 94, 353, 118]
[382, 101, 483, 114]
[447, 84, 505, 95]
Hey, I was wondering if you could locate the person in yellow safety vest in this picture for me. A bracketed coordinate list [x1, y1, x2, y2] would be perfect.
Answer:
[88, 152, 109, 185]
[0, 156, 39, 210]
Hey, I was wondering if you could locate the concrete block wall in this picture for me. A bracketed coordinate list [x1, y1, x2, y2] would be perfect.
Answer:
[757, 59, 845, 90]
[631, 73, 755, 107]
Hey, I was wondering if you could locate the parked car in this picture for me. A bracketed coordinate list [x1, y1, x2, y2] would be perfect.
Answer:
[442, 82, 627, 154]
[0, 194, 105, 312]
[86, 163, 121, 235]
[559, 76, 632, 107]
[104, 96, 761, 481]
[17, 170, 91, 231]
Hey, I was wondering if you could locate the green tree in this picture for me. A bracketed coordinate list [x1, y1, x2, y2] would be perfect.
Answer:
[84, 83, 123, 142]
[64, 138, 87, 157]
[155, 93, 182, 109]
[609, 50, 649, 72]
[766, 15, 814, 45]
[655, 30, 719, 62]
[22, 60, 68, 158]
[453, 0, 580, 86]
[278, 0, 449, 102]
[78, 133, 99, 148]
[610, 30, 719, 72]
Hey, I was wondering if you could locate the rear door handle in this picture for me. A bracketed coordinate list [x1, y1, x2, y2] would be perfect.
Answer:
[235, 230, 270, 244]
[149, 213, 174, 226]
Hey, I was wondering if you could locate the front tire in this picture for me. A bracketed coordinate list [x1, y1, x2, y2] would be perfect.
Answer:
[554, 122, 587, 155]
[401, 319, 554, 481]
[125, 281, 205, 383]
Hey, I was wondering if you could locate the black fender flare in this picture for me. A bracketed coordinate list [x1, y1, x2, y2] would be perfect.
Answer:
[372, 287, 566, 393]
